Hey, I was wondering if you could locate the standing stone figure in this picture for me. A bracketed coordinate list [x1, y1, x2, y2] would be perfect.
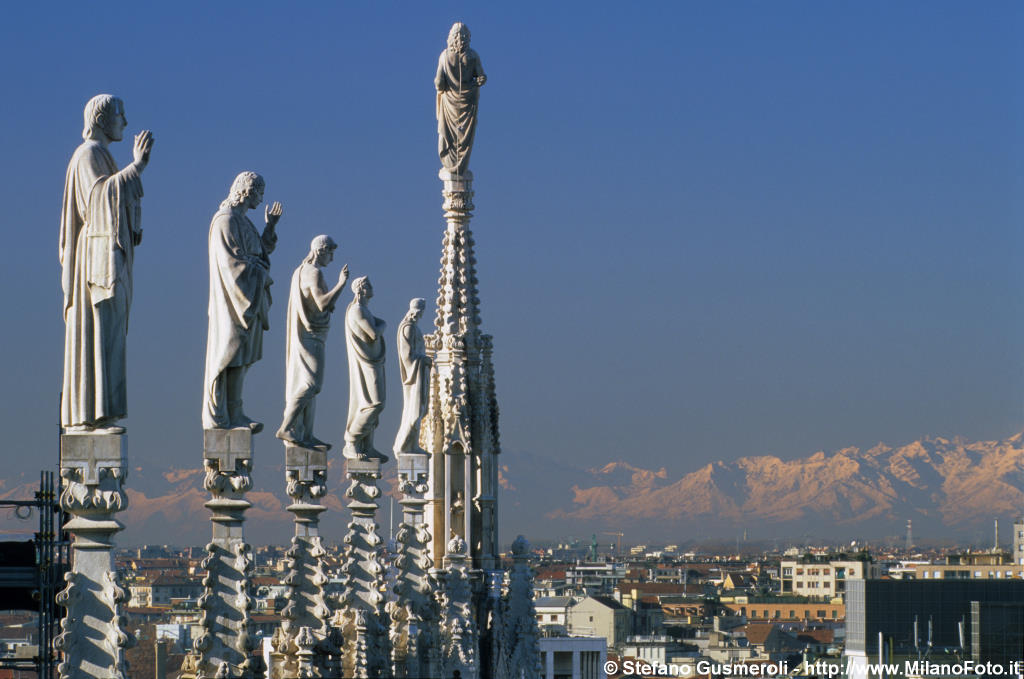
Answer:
[59, 94, 154, 432]
[435, 22, 486, 176]
[393, 298, 431, 455]
[276, 235, 349, 450]
[202, 171, 283, 432]
[343, 276, 387, 461]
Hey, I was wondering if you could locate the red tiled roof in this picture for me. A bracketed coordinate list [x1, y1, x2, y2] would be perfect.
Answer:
[743, 623, 776, 645]
[535, 567, 567, 580]
[796, 629, 834, 644]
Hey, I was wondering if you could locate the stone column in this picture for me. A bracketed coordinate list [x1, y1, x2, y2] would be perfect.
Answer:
[389, 454, 440, 678]
[423, 171, 501, 575]
[484, 570, 507, 679]
[274, 443, 333, 677]
[336, 459, 389, 678]
[190, 429, 264, 679]
[54, 433, 135, 679]
[438, 537, 479, 679]
[502, 536, 542, 679]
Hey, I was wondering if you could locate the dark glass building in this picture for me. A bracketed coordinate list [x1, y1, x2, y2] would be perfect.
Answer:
[845, 579, 1024, 664]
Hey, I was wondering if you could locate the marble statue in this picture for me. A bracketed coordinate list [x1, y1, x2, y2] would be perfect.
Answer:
[59, 94, 154, 433]
[450, 489, 465, 539]
[343, 277, 387, 461]
[202, 171, 283, 432]
[393, 298, 431, 455]
[276, 235, 349, 450]
[435, 22, 486, 176]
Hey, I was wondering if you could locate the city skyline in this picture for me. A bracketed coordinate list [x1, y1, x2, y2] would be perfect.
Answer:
[0, 3, 1021, 535]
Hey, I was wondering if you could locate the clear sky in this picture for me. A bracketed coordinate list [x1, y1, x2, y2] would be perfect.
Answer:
[1, 2, 1021, 485]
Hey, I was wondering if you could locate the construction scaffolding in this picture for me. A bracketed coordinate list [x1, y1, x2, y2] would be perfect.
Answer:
[0, 471, 68, 679]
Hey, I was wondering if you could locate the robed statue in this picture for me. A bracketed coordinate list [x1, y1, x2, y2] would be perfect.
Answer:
[276, 235, 348, 450]
[435, 22, 486, 176]
[59, 94, 154, 433]
[343, 276, 387, 462]
[202, 171, 283, 432]
[393, 298, 431, 455]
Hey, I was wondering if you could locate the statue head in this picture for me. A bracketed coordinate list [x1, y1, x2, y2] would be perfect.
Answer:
[351, 276, 373, 301]
[308, 234, 337, 266]
[221, 171, 265, 210]
[82, 94, 126, 142]
[405, 298, 426, 323]
[447, 22, 470, 54]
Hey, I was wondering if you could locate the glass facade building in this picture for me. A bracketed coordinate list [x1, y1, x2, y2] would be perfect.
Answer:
[846, 579, 1024, 661]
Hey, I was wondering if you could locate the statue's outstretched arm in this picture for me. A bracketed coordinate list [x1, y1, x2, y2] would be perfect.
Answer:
[310, 264, 349, 312]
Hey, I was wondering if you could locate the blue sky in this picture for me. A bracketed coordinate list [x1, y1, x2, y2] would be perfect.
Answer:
[1, 2, 1021, 485]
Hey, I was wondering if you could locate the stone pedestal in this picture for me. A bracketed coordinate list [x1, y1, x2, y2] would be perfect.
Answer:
[388, 454, 440, 678]
[437, 537, 479, 679]
[275, 443, 332, 677]
[497, 537, 542, 679]
[335, 459, 389, 678]
[55, 433, 134, 679]
[189, 429, 264, 679]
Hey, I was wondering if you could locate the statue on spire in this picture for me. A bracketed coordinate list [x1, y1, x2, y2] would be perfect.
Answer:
[435, 22, 486, 177]
[343, 276, 387, 462]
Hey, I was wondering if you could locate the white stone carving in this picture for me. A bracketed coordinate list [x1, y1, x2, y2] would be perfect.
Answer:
[191, 429, 265, 679]
[275, 443, 334, 677]
[343, 277, 388, 462]
[60, 94, 153, 432]
[389, 455, 441, 678]
[54, 433, 135, 679]
[495, 536, 542, 679]
[435, 23, 486, 176]
[422, 173, 500, 570]
[202, 172, 282, 432]
[394, 298, 431, 456]
[277, 235, 348, 450]
[437, 537, 479, 679]
[336, 459, 390, 677]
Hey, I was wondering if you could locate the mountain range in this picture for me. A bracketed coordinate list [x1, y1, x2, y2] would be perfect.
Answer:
[2, 433, 1022, 545]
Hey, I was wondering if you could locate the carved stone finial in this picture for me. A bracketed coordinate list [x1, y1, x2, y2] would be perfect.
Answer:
[511, 535, 530, 556]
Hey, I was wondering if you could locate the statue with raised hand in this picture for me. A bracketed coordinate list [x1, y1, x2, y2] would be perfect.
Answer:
[277, 235, 349, 450]
[60, 94, 154, 433]
[435, 22, 486, 177]
[202, 171, 282, 432]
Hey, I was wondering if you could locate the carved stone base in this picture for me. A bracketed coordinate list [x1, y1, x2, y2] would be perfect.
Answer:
[389, 454, 440, 678]
[277, 443, 332, 677]
[55, 433, 134, 679]
[440, 174, 475, 219]
[193, 429, 264, 679]
[497, 537, 542, 679]
[337, 459, 390, 677]
[437, 538, 479, 679]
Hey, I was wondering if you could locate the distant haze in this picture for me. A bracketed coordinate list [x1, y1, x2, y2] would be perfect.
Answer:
[3, 432, 1023, 547]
